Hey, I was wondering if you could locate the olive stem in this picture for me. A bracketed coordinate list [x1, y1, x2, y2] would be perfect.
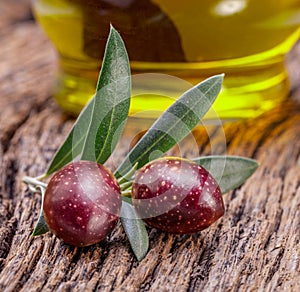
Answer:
[120, 181, 133, 191]
[28, 184, 40, 194]
[117, 162, 138, 185]
[22, 176, 48, 189]
[35, 173, 47, 181]
[121, 190, 132, 197]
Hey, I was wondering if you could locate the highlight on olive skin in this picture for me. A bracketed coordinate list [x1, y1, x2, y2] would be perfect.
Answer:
[132, 157, 225, 234]
[43, 161, 122, 247]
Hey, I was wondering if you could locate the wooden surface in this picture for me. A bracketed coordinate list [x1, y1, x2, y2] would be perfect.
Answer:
[1, 2, 300, 291]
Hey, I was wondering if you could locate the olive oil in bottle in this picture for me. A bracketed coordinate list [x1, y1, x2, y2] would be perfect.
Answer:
[32, 0, 300, 119]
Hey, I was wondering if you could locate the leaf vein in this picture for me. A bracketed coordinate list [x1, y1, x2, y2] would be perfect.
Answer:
[96, 37, 119, 162]
[125, 78, 220, 172]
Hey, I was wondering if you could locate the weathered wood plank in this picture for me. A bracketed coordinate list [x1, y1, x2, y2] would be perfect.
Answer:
[0, 22, 57, 148]
[0, 0, 31, 31]
[1, 98, 299, 291]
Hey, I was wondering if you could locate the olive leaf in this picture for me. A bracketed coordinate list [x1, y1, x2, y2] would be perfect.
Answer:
[46, 98, 94, 175]
[32, 186, 49, 236]
[81, 25, 131, 162]
[193, 155, 259, 194]
[115, 74, 224, 178]
[118, 162, 138, 185]
[120, 197, 149, 261]
[46, 25, 130, 175]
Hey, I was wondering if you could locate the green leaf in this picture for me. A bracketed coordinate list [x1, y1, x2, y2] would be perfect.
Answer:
[32, 186, 49, 236]
[120, 197, 149, 261]
[115, 74, 224, 178]
[81, 25, 131, 162]
[46, 25, 130, 175]
[46, 98, 94, 175]
[193, 155, 259, 194]
[118, 162, 138, 185]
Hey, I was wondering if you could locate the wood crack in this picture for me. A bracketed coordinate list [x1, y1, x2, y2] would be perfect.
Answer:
[0, 217, 18, 266]
[265, 247, 285, 284]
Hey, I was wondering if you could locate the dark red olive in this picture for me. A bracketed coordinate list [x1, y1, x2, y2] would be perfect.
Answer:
[132, 157, 225, 234]
[43, 161, 121, 246]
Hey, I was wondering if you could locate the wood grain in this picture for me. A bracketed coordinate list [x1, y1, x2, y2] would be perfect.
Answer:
[1, 2, 300, 291]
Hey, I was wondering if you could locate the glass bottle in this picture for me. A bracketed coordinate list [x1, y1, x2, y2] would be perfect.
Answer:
[32, 0, 300, 119]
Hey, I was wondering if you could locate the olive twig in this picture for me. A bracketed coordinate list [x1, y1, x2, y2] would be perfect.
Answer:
[22, 176, 48, 189]
[119, 180, 133, 191]
[121, 190, 132, 197]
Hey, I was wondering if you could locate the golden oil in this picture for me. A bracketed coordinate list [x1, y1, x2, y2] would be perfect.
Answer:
[32, 0, 300, 119]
